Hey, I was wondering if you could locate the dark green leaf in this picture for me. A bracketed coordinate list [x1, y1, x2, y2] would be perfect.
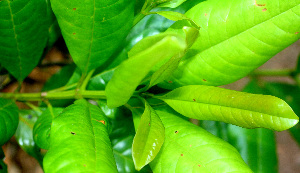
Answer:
[200, 120, 228, 141]
[150, 110, 252, 172]
[0, 0, 48, 81]
[106, 33, 186, 108]
[227, 125, 277, 173]
[15, 109, 45, 166]
[159, 0, 300, 88]
[33, 108, 64, 150]
[0, 148, 7, 173]
[46, 0, 61, 48]
[159, 85, 299, 131]
[43, 99, 118, 172]
[0, 98, 18, 145]
[50, 0, 135, 74]
[132, 102, 164, 170]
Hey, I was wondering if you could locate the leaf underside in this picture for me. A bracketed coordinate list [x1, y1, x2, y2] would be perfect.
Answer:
[160, 0, 300, 88]
[0, 0, 48, 81]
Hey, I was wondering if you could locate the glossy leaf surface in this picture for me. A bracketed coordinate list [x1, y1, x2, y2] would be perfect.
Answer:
[50, 0, 134, 74]
[132, 102, 164, 170]
[160, 0, 300, 88]
[43, 99, 117, 173]
[160, 85, 298, 131]
[105, 33, 186, 108]
[15, 109, 44, 165]
[33, 108, 64, 150]
[150, 110, 252, 172]
[0, 0, 48, 81]
[0, 98, 18, 145]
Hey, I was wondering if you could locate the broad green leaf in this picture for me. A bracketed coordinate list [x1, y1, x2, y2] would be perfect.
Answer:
[0, 98, 18, 145]
[159, 0, 300, 89]
[33, 108, 64, 150]
[150, 110, 252, 172]
[227, 125, 277, 173]
[105, 33, 186, 108]
[0, 0, 48, 81]
[159, 85, 299, 131]
[50, 0, 135, 74]
[43, 99, 118, 173]
[0, 148, 7, 173]
[132, 102, 164, 170]
[15, 109, 44, 166]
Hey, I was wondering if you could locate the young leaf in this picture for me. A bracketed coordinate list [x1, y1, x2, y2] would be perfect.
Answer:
[157, 0, 187, 8]
[33, 108, 64, 150]
[43, 99, 118, 173]
[105, 33, 186, 108]
[0, 98, 19, 145]
[159, 0, 300, 88]
[228, 125, 277, 173]
[155, 11, 199, 29]
[150, 110, 253, 172]
[50, 0, 135, 74]
[15, 109, 45, 166]
[132, 102, 165, 170]
[159, 85, 299, 131]
[0, 0, 48, 81]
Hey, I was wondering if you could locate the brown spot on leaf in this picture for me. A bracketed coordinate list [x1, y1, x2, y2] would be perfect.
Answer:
[71, 132, 76, 135]
[295, 32, 299, 34]
[202, 79, 207, 82]
[73, 33, 76, 35]
[175, 131, 178, 134]
[193, 99, 196, 102]
[204, 13, 207, 16]
[96, 120, 105, 125]
[262, 8, 267, 12]
[83, 164, 86, 167]
[148, 123, 151, 126]
[254, 0, 266, 6]
[168, 81, 173, 83]
[190, 145, 192, 147]
[198, 164, 201, 167]
[181, 154, 184, 156]
[73, 8, 76, 10]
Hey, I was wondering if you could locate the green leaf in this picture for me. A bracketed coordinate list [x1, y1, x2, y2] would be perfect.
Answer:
[150, 110, 253, 172]
[227, 125, 277, 173]
[33, 108, 64, 150]
[15, 109, 44, 166]
[132, 102, 164, 170]
[46, 0, 61, 48]
[43, 99, 118, 173]
[200, 120, 228, 141]
[0, 98, 19, 145]
[157, 0, 187, 8]
[50, 0, 135, 74]
[159, 85, 299, 131]
[0, 0, 48, 81]
[159, 0, 300, 89]
[0, 148, 7, 173]
[155, 11, 199, 29]
[105, 33, 186, 108]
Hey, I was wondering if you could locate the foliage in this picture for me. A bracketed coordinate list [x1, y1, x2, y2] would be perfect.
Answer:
[0, 0, 299, 172]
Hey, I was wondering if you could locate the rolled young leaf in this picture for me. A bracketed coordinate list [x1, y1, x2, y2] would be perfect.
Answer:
[159, 85, 299, 131]
[0, 0, 48, 81]
[43, 99, 117, 173]
[33, 108, 64, 150]
[132, 102, 165, 170]
[50, 0, 135, 74]
[0, 98, 19, 146]
[159, 0, 300, 88]
[105, 33, 186, 108]
[150, 109, 253, 173]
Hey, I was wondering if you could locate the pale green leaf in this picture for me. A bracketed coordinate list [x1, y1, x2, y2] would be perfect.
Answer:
[0, 98, 19, 145]
[43, 99, 118, 173]
[159, 0, 300, 89]
[150, 110, 253, 173]
[132, 102, 164, 170]
[155, 11, 199, 29]
[157, 0, 187, 8]
[50, 0, 135, 74]
[0, 0, 48, 81]
[159, 85, 299, 131]
[105, 33, 186, 108]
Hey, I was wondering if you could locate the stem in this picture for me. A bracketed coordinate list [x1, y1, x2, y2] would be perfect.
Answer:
[80, 69, 95, 91]
[0, 89, 106, 102]
[48, 83, 77, 93]
[25, 102, 42, 113]
[249, 69, 294, 76]
[133, 5, 152, 27]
